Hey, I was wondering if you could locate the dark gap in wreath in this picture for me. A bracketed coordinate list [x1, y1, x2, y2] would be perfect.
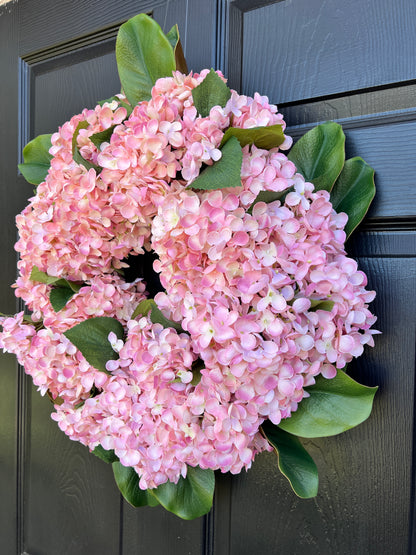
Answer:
[122, 250, 164, 298]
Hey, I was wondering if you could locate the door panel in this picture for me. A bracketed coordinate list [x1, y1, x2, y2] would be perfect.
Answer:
[1, 0, 415, 553]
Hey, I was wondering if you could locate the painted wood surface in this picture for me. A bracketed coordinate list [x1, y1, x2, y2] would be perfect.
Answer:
[0, 0, 414, 553]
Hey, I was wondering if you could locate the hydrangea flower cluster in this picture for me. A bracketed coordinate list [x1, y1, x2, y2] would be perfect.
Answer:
[0, 69, 377, 491]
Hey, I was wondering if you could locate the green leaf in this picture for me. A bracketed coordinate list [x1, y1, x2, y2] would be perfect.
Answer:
[261, 421, 318, 498]
[50, 286, 77, 312]
[116, 14, 176, 106]
[330, 157, 376, 238]
[151, 466, 215, 520]
[189, 136, 243, 190]
[309, 299, 335, 312]
[192, 68, 231, 118]
[30, 265, 67, 286]
[288, 122, 345, 192]
[72, 121, 101, 172]
[64, 317, 125, 373]
[278, 371, 378, 438]
[112, 463, 159, 507]
[92, 445, 119, 464]
[18, 134, 53, 185]
[220, 124, 284, 150]
[132, 299, 184, 332]
[89, 125, 117, 148]
[165, 24, 188, 74]
[30, 266, 82, 311]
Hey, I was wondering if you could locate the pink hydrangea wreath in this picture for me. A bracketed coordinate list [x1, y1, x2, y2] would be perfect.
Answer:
[0, 14, 378, 518]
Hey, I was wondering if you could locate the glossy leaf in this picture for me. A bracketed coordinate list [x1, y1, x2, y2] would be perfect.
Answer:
[330, 157, 376, 238]
[92, 445, 119, 464]
[189, 136, 243, 190]
[116, 14, 175, 106]
[165, 24, 188, 74]
[112, 463, 159, 507]
[262, 421, 318, 498]
[64, 317, 125, 373]
[18, 134, 52, 185]
[132, 299, 184, 332]
[288, 122, 345, 192]
[192, 68, 231, 117]
[279, 371, 378, 438]
[151, 466, 215, 520]
[220, 124, 284, 150]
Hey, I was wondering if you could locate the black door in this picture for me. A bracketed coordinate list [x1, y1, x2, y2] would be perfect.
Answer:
[0, 1, 415, 553]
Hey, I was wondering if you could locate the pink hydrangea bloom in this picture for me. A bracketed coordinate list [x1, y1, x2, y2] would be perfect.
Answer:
[0, 69, 378, 490]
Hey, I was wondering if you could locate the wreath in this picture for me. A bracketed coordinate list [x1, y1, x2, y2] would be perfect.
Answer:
[0, 14, 378, 520]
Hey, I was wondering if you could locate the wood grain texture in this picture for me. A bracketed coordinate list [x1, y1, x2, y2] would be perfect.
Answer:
[0, 2, 19, 552]
[122, 502, 205, 554]
[280, 84, 416, 128]
[241, 0, 416, 103]
[25, 389, 121, 555]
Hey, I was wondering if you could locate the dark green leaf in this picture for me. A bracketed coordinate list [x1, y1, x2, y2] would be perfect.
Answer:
[132, 299, 184, 332]
[309, 299, 335, 312]
[288, 122, 345, 192]
[262, 421, 318, 498]
[89, 125, 117, 148]
[330, 157, 375, 238]
[278, 371, 378, 438]
[220, 124, 284, 150]
[64, 317, 125, 373]
[18, 134, 53, 185]
[189, 136, 243, 191]
[50, 286, 77, 312]
[92, 445, 119, 464]
[151, 466, 215, 520]
[116, 14, 175, 106]
[192, 68, 231, 118]
[165, 24, 188, 74]
[112, 463, 159, 507]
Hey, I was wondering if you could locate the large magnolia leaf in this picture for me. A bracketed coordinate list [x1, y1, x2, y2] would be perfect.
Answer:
[261, 421, 318, 498]
[189, 136, 243, 190]
[165, 24, 188, 74]
[278, 371, 377, 438]
[116, 14, 175, 106]
[220, 124, 284, 150]
[192, 68, 231, 118]
[18, 134, 52, 185]
[151, 466, 215, 520]
[112, 463, 159, 507]
[330, 157, 376, 238]
[288, 122, 345, 192]
[64, 317, 124, 373]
